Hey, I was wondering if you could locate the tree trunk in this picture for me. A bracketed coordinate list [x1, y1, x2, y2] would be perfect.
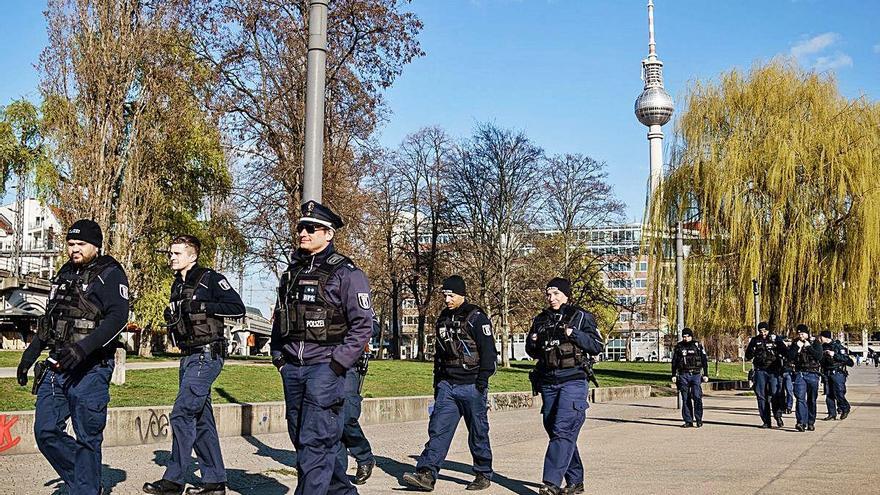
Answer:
[391, 278, 401, 359]
[416, 313, 427, 361]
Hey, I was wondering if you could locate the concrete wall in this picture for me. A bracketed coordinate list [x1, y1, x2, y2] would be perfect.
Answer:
[0, 383, 743, 456]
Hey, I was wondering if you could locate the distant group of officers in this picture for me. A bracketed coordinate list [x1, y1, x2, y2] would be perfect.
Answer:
[671, 322, 853, 432]
[13, 201, 856, 495]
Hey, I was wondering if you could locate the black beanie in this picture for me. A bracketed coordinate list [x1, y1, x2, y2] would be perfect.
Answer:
[66, 219, 103, 248]
[441, 275, 466, 297]
[796, 324, 810, 336]
[546, 277, 572, 299]
[682, 327, 694, 337]
[757, 321, 769, 331]
[820, 330, 832, 339]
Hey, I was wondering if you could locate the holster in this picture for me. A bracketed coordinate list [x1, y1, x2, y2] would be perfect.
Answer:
[528, 368, 541, 396]
[31, 360, 48, 396]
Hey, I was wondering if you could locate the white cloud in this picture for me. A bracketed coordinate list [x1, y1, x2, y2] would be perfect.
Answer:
[790, 32, 839, 58]
[813, 53, 853, 71]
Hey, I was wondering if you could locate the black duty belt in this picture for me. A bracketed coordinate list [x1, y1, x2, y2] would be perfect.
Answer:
[184, 341, 226, 358]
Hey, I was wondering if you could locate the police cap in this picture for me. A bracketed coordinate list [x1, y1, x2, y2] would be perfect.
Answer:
[299, 200, 344, 230]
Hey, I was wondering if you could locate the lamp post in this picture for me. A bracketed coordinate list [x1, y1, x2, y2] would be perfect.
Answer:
[302, 0, 329, 203]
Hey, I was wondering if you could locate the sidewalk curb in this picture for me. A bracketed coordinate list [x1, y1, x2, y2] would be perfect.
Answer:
[0, 381, 744, 455]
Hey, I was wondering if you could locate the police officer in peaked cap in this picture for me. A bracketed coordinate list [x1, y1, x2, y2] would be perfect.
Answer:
[17, 219, 130, 495]
[144, 235, 246, 495]
[402, 275, 497, 492]
[270, 200, 374, 495]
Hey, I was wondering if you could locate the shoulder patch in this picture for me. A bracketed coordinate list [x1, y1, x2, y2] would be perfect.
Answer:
[357, 292, 371, 310]
[327, 253, 346, 265]
[482, 324, 492, 337]
[119, 285, 129, 300]
[218, 279, 231, 291]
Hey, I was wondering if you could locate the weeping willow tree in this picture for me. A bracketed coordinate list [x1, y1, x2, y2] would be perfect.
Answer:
[649, 61, 880, 336]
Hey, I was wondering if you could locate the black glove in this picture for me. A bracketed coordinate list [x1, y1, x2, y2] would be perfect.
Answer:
[329, 359, 347, 377]
[17, 364, 29, 386]
[272, 355, 286, 371]
[57, 343, 87, 371]
[476, 380, 488, 394]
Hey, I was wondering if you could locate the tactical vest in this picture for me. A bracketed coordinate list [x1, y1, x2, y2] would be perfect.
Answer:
[276, 253, 350, 345]
[435, 306, 481, 370]
[537, 308, 586, 370]
[677, 343, 703, 373]
[170, 267, 225, 348]
[752, 338, 779, 370]
[39, 256, 121, 349]
[794, 344, 821, 373]
[820, 342, 847, 372]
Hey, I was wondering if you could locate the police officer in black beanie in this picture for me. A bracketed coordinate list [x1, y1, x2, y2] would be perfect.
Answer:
[17, 219, 130, 495]
[526, 277, 604, 495]
[788, 324, 823, 431]
[402, 275, 496, 492]
[671, 328, 708, 428]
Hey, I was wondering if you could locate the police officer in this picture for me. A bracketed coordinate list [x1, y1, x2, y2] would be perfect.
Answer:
[744, 322, 787, 428]
[270, 201, 373, 495]
[402, 275, 496, 492]
[525, 278, 604, 495]
[788, 324, 823, 432]
[336, 337, 376, 484]
[819, 330, 852, 421]
[781, 337, 795, 415]
[16, 219, 129, 495]
[671, 328, 708, 428]
[144, 236, 245, 495]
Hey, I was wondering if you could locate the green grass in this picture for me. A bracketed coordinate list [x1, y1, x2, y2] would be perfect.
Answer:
[0, 360, 747, 412]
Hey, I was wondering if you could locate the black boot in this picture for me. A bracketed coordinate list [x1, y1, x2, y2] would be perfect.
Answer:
[795, 424, 806, 432]
[807, 424, 815, 431]
[840, 411, 849, 420]
[466, 473, 491, 491]
[143, 479, 184, 495]
[185, 483, 226, 495]
[402, 469, 436, 492]
[775, 416, 784, 428]
[563, 482, 585, 494]
[539, 483, 562, 495]
[681, 422, 694, 428]
[822, 414, 837, 421]
[353, 461, 375, 485]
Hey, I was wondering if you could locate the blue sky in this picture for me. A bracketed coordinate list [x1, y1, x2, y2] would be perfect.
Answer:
[2, 0, 878, 311]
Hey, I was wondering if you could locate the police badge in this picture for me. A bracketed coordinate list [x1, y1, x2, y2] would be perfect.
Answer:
[357, 293, 371, 309]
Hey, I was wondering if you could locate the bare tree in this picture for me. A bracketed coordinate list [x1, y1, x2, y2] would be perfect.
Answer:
[449, 123, 544, 367]
[396, 127, 452, 360]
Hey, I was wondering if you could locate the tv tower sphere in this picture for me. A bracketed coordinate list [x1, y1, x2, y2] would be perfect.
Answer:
[635, 86, 674, 126]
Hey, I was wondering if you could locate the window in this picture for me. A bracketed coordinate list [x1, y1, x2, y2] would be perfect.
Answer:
[401, 299, 416, 310]
[607, 262, 631, 272]
[607, 279, 631, 289]
[618, 312, 630, 322]
[638, 261, 648, 272]
[634, 279, 647, 288]
[402, 315, 419, 326]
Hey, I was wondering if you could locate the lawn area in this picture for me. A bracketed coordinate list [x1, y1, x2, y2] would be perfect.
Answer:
[0, 350, 273, 368]
[0, 360, 747, 412]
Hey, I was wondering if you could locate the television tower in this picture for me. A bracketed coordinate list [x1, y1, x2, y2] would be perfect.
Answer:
[634, 0, 674, 214]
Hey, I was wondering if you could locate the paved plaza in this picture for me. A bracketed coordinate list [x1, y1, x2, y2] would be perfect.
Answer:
[1, 366, 878, 495]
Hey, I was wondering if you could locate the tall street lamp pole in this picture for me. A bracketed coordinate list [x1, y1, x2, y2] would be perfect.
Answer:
[303, 0, 328, 203]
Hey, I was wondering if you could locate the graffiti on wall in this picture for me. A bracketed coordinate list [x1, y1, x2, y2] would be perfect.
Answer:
[0, 415, 21, 453]
[489, 393, 534, 411]
[135, 409, 170, 444]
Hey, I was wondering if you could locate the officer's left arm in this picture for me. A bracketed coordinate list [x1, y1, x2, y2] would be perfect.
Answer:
[331, 267, 373, 372]
[567, 310, 604, 356]
[202, 271, 246, 317]
[77, 267, 130, 355]
[808, 339, 824, 360]
[832, 343, 850, 364]
[699, 343, 709, 376]
[469, 311, 497, 390]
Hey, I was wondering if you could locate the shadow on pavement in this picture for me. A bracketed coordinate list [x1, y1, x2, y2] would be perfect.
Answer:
[152, 449, 290, 494]
[374, 455, 540, 494]
[226, 467, 291, 495]
[589, 416, 682, 428]
[243, 435, 297, 468]
[643, 417, 763, 429]
[47, 463, 127, 494]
